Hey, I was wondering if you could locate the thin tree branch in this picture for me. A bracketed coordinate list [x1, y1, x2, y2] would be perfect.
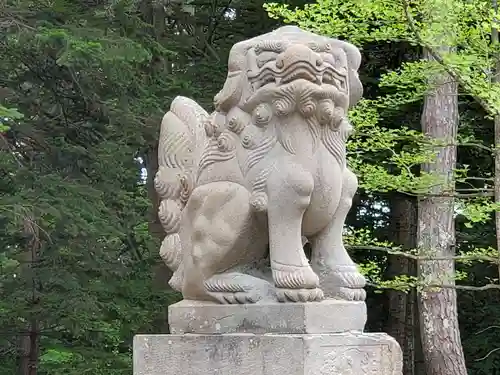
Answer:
[401, 0, 499, 116]
[348, 245, 500, 264]
[475, 347, 500, 361]
[367, 281, 500, 292]
[475, 325, 500, 335]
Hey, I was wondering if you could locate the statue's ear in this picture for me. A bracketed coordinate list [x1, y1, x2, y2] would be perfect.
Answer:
[214, 42, 248, 112]
[348, 70, 363, 108]
[214, 71, 243, 113]
[340, 42, 363, 108]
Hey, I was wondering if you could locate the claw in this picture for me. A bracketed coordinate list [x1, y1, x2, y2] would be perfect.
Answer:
[276, 288, 324, 303]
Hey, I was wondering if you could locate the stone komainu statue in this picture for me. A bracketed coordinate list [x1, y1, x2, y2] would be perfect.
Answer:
[154, 26, 366, 304]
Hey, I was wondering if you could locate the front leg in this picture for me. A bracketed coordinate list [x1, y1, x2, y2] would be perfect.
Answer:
[266, 162, 324, 303]
[310, 167, 366, 300]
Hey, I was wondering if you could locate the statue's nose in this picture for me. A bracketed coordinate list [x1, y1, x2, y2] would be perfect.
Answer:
[275, 44, 323, 70]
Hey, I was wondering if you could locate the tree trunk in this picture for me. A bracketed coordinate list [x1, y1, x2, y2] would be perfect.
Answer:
[412, 281, 426, 375]
[0, 117, 40, 375]
[386, 194, 418, 375]
[18, 214, 40, 375]
[491, 0, 500, 282]
[145, 144, 163, 239]
[19, 320, 39, 375]
[417, 48, 467, 375]
[144, 145, 174, 292]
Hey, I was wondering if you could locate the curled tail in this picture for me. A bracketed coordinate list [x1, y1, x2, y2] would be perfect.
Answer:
[154, 96, 209, 291]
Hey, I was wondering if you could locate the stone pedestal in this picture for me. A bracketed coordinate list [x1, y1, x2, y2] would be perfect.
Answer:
[168, 299, 367, 334]
[133, 301, 403, 375]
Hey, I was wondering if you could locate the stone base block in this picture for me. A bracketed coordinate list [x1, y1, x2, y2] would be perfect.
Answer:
[168, 299, 367, 334]
[134, 332, 402, 375]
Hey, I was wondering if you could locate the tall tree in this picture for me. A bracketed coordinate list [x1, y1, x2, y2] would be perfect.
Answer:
[417, 48, 467, 375]
[0, 1, 178, 373]
[492, 0, 500, 281]
[386, 194, 419, 375]
[267, 1, 500, 373]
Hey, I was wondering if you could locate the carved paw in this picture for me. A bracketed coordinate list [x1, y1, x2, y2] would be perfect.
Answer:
[335, 265, 366, 289]
[332, 267, 366, 301]
[203, 273, 267, 304]
[316, 264, 367, 301]
[271, 261, 320, 289]
[168, 266, 184, 292]
[208, 291, 260, 304]
[276, 287, 324, 303]
[335, 287, 366, 301]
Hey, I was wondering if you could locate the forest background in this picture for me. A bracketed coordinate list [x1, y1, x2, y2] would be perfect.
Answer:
[1, 0, 500, 374]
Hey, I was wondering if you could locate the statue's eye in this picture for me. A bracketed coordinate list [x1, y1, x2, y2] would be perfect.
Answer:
[259, 76, 275, 88]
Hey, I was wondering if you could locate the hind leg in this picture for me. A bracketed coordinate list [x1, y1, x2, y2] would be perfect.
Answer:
[310, 168, 366, 300]
[182, 181, 269, 304]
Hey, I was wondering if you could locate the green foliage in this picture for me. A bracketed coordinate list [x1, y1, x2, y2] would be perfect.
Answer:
[266, 0, 500, 265]
[266, 0, 500, 114]
[0, 105, 23, 132]
[349, 98, 438, 193]
[0, 0, 186, 373]
[0, 0, 305, 373]
[2, 0, 500, 373]
[266, 1, 500, 371]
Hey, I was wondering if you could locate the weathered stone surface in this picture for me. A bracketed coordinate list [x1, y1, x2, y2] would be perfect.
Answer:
[133, 332, 403, 375]
[168, 299, 367, 334]
[153, 25, 367, 304]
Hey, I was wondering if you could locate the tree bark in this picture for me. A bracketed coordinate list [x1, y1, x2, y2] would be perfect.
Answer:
[417, 48, 467, 375]
[18, 214, 40, 375]
[145, 144, 163, 239]
[144, 145, 174, 292]
[386, 194, 418, 375]
[19, 320, 39, 375]
[491, 0, 500, 282]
